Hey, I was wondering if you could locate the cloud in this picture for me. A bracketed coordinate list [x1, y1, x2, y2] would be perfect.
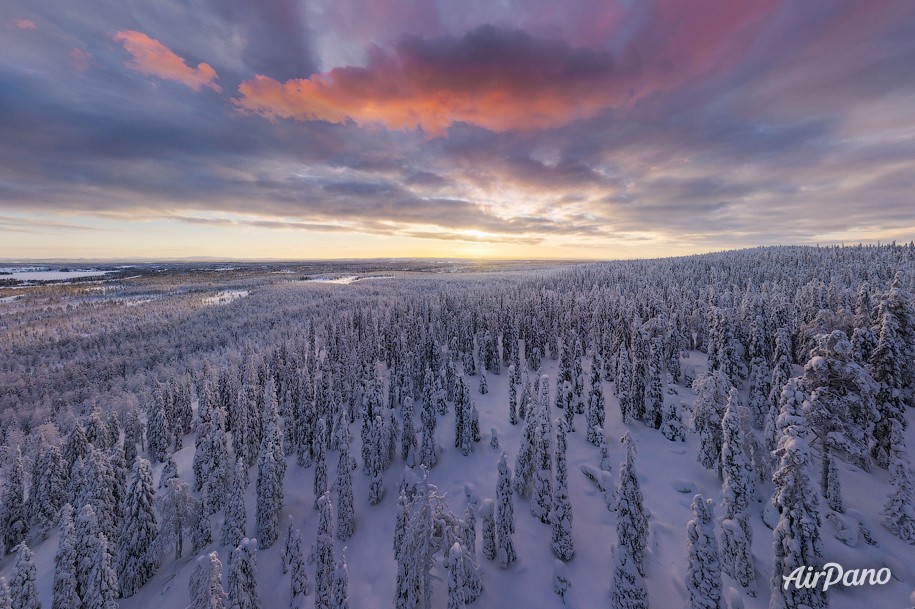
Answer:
[234, 0, 779, 136]
[69, 48, 92, 72]
[11, 19, 36, 30]
[114, 30, 222, 92]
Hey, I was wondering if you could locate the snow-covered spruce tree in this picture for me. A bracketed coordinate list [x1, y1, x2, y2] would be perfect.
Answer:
[331, 550, 349, 609]
[30, 443, 66, 540]
[644, 338, 664, 429]
[315, 492, 336, 609]
[770, 417, 826, 609]
[336, 442, 355, 542]
[256, 414, 285, 549]
[313, 418, 328, 510]
[660, 396, 685, 442]
[479, 370, 488, 395]
[627, 320, 648, 424]
[617, 433, 648, 576]
[719, 390, 756, 596]
[393, 491, 414, 609]
[882, 419, 915, 544]
[116, 457, 159, 597]
[159, 454, 178, 490]
[496, 452, 517, 569]
[447, 542, 466, 609]
[553, 559, 570, 598]
[562, 380, 575, 432]
[691, 370, 732, 477]
[222, 459, 247, 549]
[368, 416, 385, 505]
[747, 355, 771, 430]
[821, 446, 843, 513]
[0, 447, 26, 555]
[463, 504, 476, 561]
[10, 543, 40, 609]
[190, 552, 227, 609]
[146, 396, 171, 464]
[512, 416, 536, 497]
[801, 330, 877, 468]
[156, 477, 200, 560]
[85, 533, 118, 609]
[531, 421, 553, 524]
[401, 397, 417, 465]
[551, 418, 573, 561]
[53, 504, 80, 609]
[0, 577, 10, 609]
[508, 364, 518, 425]
[869, 283, 914, 469]
[192, 509, 213, 554]
[289, 526, 310, 606]
[420, 382, 438, 468]
[586, 357, 605, 445]
[615, 344, 634, 423]
[227, 538, 259, 609]
[609, 542, 648, 609]
[480, 499, 496, 561]
[203, 421, 230, 515]
[75, 504, 102, 603]
[686, 495, 721, 609]
[597, 427, 612, 471]
[573, 342, 585, 415]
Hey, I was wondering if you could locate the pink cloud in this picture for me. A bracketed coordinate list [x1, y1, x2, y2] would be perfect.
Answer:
[233, 0, 779, 136]
[69, 48, 92, 72]
[12, 19, 37, 30]
[114, 30, 221, 93]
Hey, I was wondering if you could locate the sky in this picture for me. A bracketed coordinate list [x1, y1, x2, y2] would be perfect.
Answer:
[2, 0, 915, 260]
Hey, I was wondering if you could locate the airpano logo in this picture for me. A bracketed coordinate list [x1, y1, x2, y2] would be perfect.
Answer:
[783, 563, 892, 591]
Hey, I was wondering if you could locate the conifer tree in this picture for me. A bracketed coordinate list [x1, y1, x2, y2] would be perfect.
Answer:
[586, 357, 605, 445]
[686, 495, 721, 609]
[719, 390, 756, 596]
[617, 433, 648, 576]
[331, 551, 349, 609]
[0, 448, 26, 555]
[315, 493, 335, 609]
[30, 444, 66, 540]
[289, 525, 309, 606]
[116, 457, 159, 597]
[512, 417, 536, 497]
[256, 415, 285, 549]
[227, 538, 259, 609]
[821, 446, 843, 513]
[609, 542, 648, 609]
[496, 452, 517, 569]
[146, 397, 170, 464]
[882, 420, 915, 544]
[52, 504, 80, 609]
[770, 416, 826, 609]
[0, 577, 11, 609]
[660, 397, 686, 442]
[10, 544, 40, 609]
[551, 419, 573, 560]
[222, 460, 247, 549]
[691, 370, 731, 477]
[447, 543, 466, 609]
[644, 339, 664, 429]
[159, 455, 178, 490]
[190, 552, 226, 609]
[336, 443, 355, 542]
[480, 499, 496, 561]
[84, 533, 118, 609]
[313, 418, 328, 510]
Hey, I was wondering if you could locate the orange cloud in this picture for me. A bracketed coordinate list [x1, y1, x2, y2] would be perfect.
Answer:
[12, 19, 37, 30]
[114, 30, 221, 93]
[234, 29, 632, 137]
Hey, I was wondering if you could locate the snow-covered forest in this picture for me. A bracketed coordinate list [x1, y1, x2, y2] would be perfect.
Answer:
[0, 244, 914, 609]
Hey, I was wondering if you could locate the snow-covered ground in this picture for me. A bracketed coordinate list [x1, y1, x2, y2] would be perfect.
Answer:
[4, 270, 112, 281]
